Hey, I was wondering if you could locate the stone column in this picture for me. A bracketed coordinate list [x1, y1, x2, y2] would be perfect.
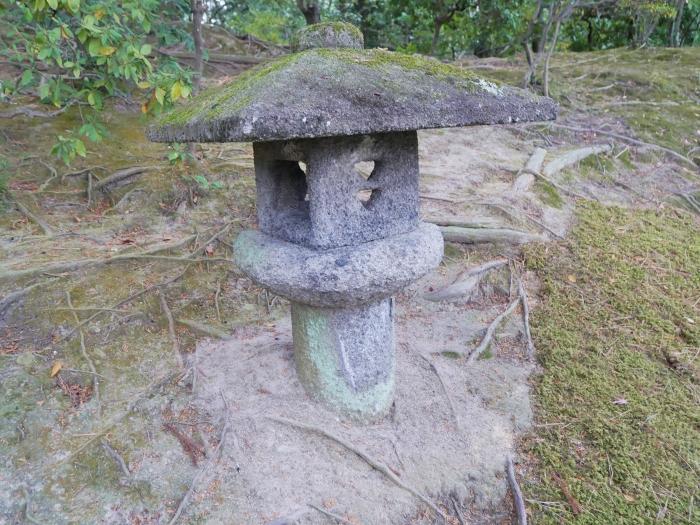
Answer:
[234, 132, 443, 420]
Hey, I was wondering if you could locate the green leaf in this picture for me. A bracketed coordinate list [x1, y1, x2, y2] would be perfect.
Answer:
[99, 46, 116, 56]
[74, 139, 86, 157]
[47, 0, 57, 9]
[20, 70, 33, 87]
[140, 44, 152, 56]
[170, 81, 182, 101]
[154, 86, 165, 105]
[88, 38, 101, 57]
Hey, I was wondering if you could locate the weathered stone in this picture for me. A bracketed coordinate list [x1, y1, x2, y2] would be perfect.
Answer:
[253, 132, 419, 249]
[291, 21, 364, 52]
[147, 48, 557, 144]
[148, 22, 557, 421]
[292, 299, 394, 419]
[233, 222, 443, 307]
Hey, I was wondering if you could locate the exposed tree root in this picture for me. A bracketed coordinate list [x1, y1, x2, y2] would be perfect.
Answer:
[542, 144, 612, 177]
[418, 354, 459, 428]
[66, 291, 100, 418]
[93, 166, 152, 192]
[512, 147, 546, 192]
[518, 280, 535, 359]
[440, 225, 545, 245]
[423, 259, 508, 302]
[12, 198, 54, 235]
[101, 439, 131, 478]
[268, 416, 447, 522]
[518, 167, 589, 200]
[545, 123, 697, 168]
[0, 104, 72, 119]
[0, 234, 198, 281]
[308, 504, 354, 525]
[0, 280, 53, 316]
[506, 456, 528, 525]
[159, 291, 183, 369]
[62, 265, 192, 342]
[466, 297, 521, 363]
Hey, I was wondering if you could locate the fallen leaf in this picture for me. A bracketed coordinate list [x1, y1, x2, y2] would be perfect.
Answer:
[613, 398, 628, 405]
[50, 360, 63, 377]
[205, 243, 215, 256]
[566, 274, 577, 283]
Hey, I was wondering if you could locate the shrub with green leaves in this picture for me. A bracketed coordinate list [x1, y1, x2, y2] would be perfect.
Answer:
[0, 0, 193, 164]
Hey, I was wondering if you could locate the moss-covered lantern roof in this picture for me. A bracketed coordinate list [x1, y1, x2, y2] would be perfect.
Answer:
[147, 22, 557, 143]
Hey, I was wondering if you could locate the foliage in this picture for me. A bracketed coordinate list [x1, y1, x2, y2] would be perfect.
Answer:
[524, 203, 699, 523]
[0, 0, 193, 164]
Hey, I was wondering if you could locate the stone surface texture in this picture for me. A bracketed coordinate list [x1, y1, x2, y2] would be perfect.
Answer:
[292, 21, 364, 51]
[253, 132, 420, 249]
[148, 22, 555, 420]
[233, 223, 443, 308]
[147, 48, 557, 144]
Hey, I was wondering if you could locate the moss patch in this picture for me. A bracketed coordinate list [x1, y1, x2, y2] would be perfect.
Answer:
[524, 202, 699, 524]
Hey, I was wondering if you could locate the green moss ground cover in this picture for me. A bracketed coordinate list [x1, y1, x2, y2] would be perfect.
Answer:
[524, 203, 699, 524]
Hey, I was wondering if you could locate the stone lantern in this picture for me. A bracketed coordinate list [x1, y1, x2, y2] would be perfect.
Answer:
[148, 22, 556, 420]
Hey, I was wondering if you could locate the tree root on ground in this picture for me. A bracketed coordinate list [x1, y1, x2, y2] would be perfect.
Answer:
[542, 144, 612, 177]
[439, 225, 546, 245]
[423, 259, 508, 302]
[466, 297, 521, 363]
[12, 198, 54, 236]
[177, 318, 233, 340]
[544, 123, 697, 168]
[159, 291, 183, 368]
[506, 456, 528, 525]
[66, 291, 101, 418]
[268, 416, 448, 522]
[308, 504, 354, 525]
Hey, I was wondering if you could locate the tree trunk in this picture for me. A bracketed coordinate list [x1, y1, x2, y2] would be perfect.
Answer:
[431, 20, 443, 56]
[191, 0, 204, 93]
[297, 1, 321, 25]
[543, 17, 563, 97]
[670, 0, 685, 47]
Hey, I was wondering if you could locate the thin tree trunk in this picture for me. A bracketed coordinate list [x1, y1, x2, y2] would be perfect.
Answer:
[297, 1, 321, 25]
[670, 0, 685, 47]
[191, 0, 204, 93]
[431, 20, 443, 56]
[543, 17, 563, 97]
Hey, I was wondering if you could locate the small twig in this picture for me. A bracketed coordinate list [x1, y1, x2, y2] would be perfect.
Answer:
[159, 291, 183, 368]
[518, 280, 535, 358]
[451, 496, 466, 525]
[418, 354, 458, 428]
[49, 372, 178, 469]
[12, 198, 54, 235]
[268, 416, 447, 522]
[101, 439, 131, 477]
[466, 297, 521, 363]
[66, 291, 100, 417]
[36, 160, 58, 192]
[552, 472, 582, 516]
[214, 281, 222, 323]
[506, 456, 528, 525]
[61, 266, 191, 342]
[167, 413, 230, 525]
[308, 504, 354, 525]
[86, 172, 93, 208]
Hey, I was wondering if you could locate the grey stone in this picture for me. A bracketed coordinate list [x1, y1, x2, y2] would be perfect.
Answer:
[292, 299, 395, 419]
[291, 21, 364, 52]
[233, 222, 443, 308]
[147, 22, 557, 420]
[147, 49, 557, 144]
[253, 132, 419, 249]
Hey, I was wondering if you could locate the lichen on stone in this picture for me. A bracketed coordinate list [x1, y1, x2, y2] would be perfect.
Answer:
[292, 21, 364, 52]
